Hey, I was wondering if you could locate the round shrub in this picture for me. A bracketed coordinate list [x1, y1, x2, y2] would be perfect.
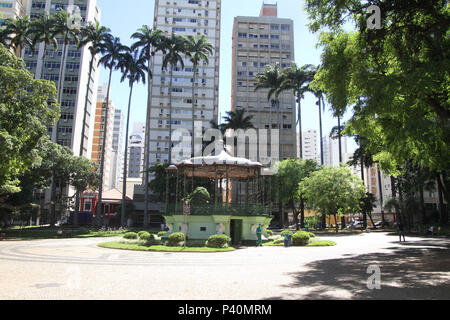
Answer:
[158, 231, 167, 237]
[123, 232, 138, 240]
[292, 231, 311, 246]
[138, 232, 154, 242]
[137, 231, 148, 239]
[307, 232, 316, 238]
[206, 234, 231, 248]
[167, 232, 186, 246]
[264, 229, 273, 237]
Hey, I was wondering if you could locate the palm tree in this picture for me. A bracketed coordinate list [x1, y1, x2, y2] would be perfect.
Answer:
[29, 13, 58, 79]
[281, 63, 315, 159]
[184, 34, 214, 158]
[53, 10, 81, 104]
[330, 116, 345, 164]
[0, 16, 33, 56]
[94, 36, 128, 227]
[254, 63, 285, 160]
[73, 21, 110, 226]
[160, 32, 186, 164]
[312, 89, 326, 165]
[117, 47, 147, 227]
[78, 21, 111, 156]
[131, 26, 164, 228]
[222, 109, 255, 131]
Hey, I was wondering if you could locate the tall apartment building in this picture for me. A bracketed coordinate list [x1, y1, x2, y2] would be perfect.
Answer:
[23, 0, 101, 159]
[90, 83, 115, 191]
[0, 0, 28, 56]
[127, 122, 145, 179]
[0, 0, 27, 24]
[297, 130, 320, 163]
[323, 135, 348, 168]
[146, 0, 221, 166]
[231, 2, 297, 162]
[110, 109, 124, 189]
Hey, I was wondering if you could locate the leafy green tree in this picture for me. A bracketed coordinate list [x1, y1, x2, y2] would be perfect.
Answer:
[275, 159, 321, 230]
[300, 166, 367, 233]
[0, 45, 59, 195]
[307, 1, 449, 209]
[187, 187, 211, 205]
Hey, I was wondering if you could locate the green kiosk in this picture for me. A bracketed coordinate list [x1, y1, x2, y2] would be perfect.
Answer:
[163, 148, 274, 246]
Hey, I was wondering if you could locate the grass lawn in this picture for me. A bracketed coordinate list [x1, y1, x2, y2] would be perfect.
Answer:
[98, 241, 236, 253]
[0, 227, 130, 240]
[263, 239, 336, 247]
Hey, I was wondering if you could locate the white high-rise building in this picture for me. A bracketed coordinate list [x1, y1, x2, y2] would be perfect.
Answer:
[110, 109, 124, 190]
[146, 0, 221, 167]
[323, 135, 348, 167]
[127, 122, 145, 179]
[231, 2, 297, 161]
[23, 0, 101, 158]
[298, 130, 319, 163]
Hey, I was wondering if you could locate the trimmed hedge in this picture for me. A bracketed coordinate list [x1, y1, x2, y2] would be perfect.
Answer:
[292, 231, 311, 246]
[206, 234, 231, 248]
[138, 232, 154, 242]
[123, 232, 138, 240]
[157, 231, 167, 237]
[167, 232, 186, 247]
[264, 229, 273, 237]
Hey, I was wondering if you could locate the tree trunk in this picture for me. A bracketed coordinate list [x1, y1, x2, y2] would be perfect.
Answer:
[419, 185, 426, 233]
[96, 68, 113, 227]
[377, 166, 386, 226]
[168, 68, 174, 164]
[191, 63, 197, 158]
[437, 175, 447, 226]
[297, 93, 302, 159]
[121, 83, 134, 227]
[291, 201, 299, 231]
[318, 96, 324, 165]
[337, 116, 342, 163]
[300, 198, 305, 229]
[144, 57, 154, 228]
[334, 213, 338, 233]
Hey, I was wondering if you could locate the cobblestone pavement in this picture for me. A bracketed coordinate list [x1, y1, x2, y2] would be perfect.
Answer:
[0, 232, 449, 300]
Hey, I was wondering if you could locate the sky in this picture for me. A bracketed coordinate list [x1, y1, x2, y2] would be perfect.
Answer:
[96, 0, 357, 153]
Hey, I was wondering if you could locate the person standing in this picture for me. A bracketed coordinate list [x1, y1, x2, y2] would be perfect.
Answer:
[398, 221, 406, 242]
[256, 224, 263, 247]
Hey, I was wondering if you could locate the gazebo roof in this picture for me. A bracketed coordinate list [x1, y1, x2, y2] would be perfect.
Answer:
[172, 149, 265, 179]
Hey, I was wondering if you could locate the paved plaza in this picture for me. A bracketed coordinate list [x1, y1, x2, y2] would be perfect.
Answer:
[0, 232, 449, 300]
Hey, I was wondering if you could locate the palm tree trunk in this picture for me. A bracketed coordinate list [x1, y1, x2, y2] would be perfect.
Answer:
[191, 63, 197, 158]
[377, 166, 386, 226]
[144, 59, 153, 228]
[96, 67, 114, 227]
[319, 96, 324, 165]
[277, 99, 281, 160]
[40, 43, 47, 80]
[361, 162, 367, 229]
[121, 83, 134, 227]
[297, 93, 302, 159]
[338, 115, 342, 163]
[168, 68, 174, 164]
[74, 52, 94, 227]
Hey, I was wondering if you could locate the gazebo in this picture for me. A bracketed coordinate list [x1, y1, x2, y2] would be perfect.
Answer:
[163, 147, 274, 246]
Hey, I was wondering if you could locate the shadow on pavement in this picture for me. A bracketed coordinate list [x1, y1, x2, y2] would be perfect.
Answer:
[265, 238, 450, 300]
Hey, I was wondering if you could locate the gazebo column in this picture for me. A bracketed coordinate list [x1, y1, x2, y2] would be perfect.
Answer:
[261, 173, 265, 206]
[214, 166, 218, 209]
[191, 166, 195, 193]
[246, 168, 250, 207]
[255, 169, 260, 205]
[175, 170, 180, 213]
[226, 166, 230, 210]
[183, 167, 187, 200]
